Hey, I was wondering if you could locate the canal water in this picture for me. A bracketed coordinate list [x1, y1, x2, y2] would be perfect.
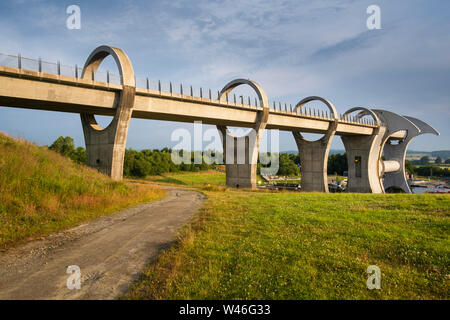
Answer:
[411, 187, 429, 194]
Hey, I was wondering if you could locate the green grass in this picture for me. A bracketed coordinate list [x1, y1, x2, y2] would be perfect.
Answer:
[125, 190, 450, 300]
[146, 170, 226, 186]
[0, 132, 165, 249]
[270, 179, 301, 184]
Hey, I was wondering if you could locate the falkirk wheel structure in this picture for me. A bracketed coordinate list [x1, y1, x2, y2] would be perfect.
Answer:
[0, 45, 440, 193]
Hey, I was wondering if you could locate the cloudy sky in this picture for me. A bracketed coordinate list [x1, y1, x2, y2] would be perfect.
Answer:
[0, 0, 449, 151]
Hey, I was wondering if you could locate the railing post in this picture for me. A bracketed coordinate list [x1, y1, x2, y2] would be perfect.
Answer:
[170, 82, 173, 95]
[158, 80, 161, 93]
[107, 70, 110, 84]
[75, 64, 78, 79]
[180, 84, 183, 96]
[18, 53, 21, 69]
[209, 89, 212, 100]
[57, 61, 61, 76]
[38, 58, 42, 73]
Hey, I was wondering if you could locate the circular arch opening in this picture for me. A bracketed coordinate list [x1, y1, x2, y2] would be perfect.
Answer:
[293, 96, 337, 142]
[85, 55, 121, 130]
[217, 79, 268, 138]
[342, 107, 381, 127]
[80, 45, 135, 133]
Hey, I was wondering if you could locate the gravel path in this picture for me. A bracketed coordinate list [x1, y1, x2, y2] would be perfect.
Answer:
[0, 187, 205, 300]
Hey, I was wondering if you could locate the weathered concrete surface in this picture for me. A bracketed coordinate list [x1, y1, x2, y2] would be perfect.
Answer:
[341, 126, 386, 193]
[374, 110, 439, 193]
[0, 66, 377, 136]
[80, 46, 136, 180]
[0, 187, 205, 300]
[0, 45, 439, 192]
[293, 97, 338, 192]
[217, 79, 269, 189]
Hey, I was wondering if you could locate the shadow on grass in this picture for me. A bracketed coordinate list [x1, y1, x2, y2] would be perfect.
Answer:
[154, 177, 187, 185]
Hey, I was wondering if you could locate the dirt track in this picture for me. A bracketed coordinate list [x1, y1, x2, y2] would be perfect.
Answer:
[0, 187, 204, 300]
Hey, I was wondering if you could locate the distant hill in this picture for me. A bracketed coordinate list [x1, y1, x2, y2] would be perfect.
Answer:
[407, 150, 450, 160]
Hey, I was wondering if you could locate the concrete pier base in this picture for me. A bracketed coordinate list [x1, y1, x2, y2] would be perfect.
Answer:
[80, 46, 135, 180]
[341, 107, 385, 193]
[216, 79, 269, 189]
[293, 127, 336, 192]
[219, 128, 258, 188]
[292, 96, 338, 192]
[341, 128, 386, 193]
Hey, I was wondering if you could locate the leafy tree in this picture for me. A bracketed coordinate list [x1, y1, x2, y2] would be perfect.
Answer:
[445, 159, 450, 164]
[435, 156, 443, 164]
[277, 153, 300, 176]
[49, 136, 75, 157]
[71, 147, 87, 164]
[327, 153, 348, 175]
[419, 156, 430, 165]
[414, 165, 450, 177]
[405, 160, 414, 175]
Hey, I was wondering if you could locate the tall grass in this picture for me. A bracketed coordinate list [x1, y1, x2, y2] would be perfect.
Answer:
[0, 132, 165, 249]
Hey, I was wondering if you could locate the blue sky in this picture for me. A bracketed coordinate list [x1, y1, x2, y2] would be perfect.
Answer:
[0, 0, 449, 151]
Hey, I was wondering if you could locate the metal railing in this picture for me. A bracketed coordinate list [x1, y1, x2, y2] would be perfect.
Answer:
[0, 52, 377, 126]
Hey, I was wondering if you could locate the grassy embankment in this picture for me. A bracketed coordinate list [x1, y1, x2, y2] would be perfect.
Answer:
[125, 171, 449, 300]
[0, 132, 165, 249]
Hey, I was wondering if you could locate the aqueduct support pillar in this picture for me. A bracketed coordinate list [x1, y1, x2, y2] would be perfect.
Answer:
[292, 97, 338, 192]
[80, 46, 136, 180]
[341, 107, 385, 193]
[217, 79, 269, 188]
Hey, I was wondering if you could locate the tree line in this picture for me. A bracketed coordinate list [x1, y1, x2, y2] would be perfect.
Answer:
[51, 136, 448, 178]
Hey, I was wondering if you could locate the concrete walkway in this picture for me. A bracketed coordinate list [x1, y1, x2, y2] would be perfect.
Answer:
[0, 187, 205, 300]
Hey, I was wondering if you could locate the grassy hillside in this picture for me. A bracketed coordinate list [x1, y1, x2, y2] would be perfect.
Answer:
[0, 132, 165, 249]
[125, 174, 450, 300]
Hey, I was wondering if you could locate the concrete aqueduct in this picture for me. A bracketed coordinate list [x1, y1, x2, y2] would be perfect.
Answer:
[0, 45, 439, 193]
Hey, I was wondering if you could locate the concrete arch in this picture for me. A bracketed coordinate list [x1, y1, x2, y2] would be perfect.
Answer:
[292, 96, 338, 142]
[343, 107, 381, 127]
[404, 116, 440, 136]
[80, 45, 136, 180]
[216, 79, 269, 188]
[80, 45, 136, 132]
[292, 96, 338, 192]
[217, 78, 269, 134]
[293, 96, 338, 119]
